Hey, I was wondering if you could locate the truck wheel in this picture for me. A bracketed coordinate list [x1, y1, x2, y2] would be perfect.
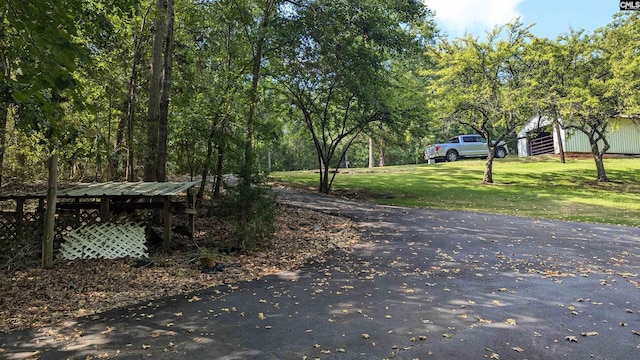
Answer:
[495, 147, 507, 158]
[446, 150, 459, 162]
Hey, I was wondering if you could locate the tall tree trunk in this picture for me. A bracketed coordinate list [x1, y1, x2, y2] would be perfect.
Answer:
[0, 101, 9, 187]
[156, 0, 174, 182]
[144, 0, 168, 182]
[319, 161, 330, 194]
[554, 120, 565, 164]
[483, 151, 495, 184]
[126, 96, 136, 181]
[0, 100, 7, 188]
[197, 134, 215, 201]
[378, 139, 385, 167]
[204, 23, 234, 200]
[42, 154, 58, 269]
[243, 43, 262, 184]
[368, 136, 374, 168]
[113, 97, 126, 180]
[121, 35, 144, 181]
[213, 125, 227, 198]
[103, 97, 111, 181]
[593, 153, 609, 182]
[590, 141, 609, 182]
[199, 111, 229, 200]
[0, 50, 9, 188]
[125, 8, 152, 182]
[242, 0, 275, 185]
[198, 113, 218, 201]
[316, 148, 326, 193]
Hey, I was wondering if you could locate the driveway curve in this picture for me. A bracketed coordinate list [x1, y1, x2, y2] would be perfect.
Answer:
[2, 188, 640, 359]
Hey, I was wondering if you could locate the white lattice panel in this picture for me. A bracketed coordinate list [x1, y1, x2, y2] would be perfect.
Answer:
[60, 222, 148, 260]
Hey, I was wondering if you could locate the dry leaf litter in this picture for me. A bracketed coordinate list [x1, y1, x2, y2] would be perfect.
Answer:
[0, 205, 360, 333]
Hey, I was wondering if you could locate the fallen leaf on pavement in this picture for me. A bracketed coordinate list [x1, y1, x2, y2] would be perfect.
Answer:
[581, 331, 599, 337]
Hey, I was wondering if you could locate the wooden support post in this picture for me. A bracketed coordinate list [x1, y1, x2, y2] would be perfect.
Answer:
[16, 198, 24, 242]
[163, 196, 171, 252]
[99, 198, 110, 220]
[42, 154, 58, 269]
[75, 198, 81, 227]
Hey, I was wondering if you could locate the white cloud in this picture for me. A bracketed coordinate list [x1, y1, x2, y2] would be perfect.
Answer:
[422, 0, 523, 37]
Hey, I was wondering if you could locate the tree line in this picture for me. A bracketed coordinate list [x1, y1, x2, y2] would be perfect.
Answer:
[1, 1, 638, 195]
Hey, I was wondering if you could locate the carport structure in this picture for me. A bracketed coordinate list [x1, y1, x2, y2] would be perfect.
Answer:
[0, 181, 200, 261]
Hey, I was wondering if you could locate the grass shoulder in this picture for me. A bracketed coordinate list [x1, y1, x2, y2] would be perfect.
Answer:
[270, 157, 640, 227]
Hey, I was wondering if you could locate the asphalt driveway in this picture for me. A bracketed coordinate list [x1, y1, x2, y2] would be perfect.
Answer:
[2, 189, 640, 359]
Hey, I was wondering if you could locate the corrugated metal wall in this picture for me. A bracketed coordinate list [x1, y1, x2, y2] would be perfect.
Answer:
[565, 118, 640, 154]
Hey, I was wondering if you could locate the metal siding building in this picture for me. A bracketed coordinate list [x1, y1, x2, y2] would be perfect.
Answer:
[564, 118, 640, 154]
[518, 116, 640, 156]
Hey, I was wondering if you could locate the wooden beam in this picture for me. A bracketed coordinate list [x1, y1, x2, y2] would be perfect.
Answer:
[55, 201, 174, 211]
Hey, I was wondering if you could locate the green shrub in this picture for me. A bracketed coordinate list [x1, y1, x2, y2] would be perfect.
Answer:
[210, 185, 276, 251]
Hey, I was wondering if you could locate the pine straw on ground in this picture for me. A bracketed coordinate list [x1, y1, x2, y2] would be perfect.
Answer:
[0, 205, 360, 334]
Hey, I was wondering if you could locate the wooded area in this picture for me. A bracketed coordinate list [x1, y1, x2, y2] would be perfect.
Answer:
[0, 0, 437, 197]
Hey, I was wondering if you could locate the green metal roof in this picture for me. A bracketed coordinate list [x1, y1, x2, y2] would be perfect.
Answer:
[0, 181, 201, 200]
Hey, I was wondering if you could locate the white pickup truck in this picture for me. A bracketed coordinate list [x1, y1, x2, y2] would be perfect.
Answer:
[424, 135, 508, 162]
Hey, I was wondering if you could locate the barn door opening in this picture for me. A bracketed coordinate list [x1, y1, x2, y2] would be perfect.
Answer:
[528, 126, 554, 156]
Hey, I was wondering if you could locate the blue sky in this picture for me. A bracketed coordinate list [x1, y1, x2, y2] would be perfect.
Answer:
[422, 0, 623, 40]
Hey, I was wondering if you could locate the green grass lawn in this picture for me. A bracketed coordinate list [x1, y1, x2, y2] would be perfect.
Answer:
[270, 156, 640, 227]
